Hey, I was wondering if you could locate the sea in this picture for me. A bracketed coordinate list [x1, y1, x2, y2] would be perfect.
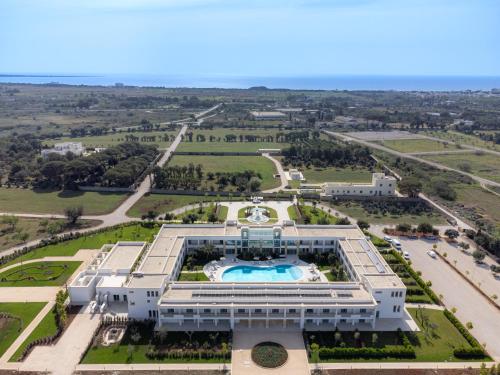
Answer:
[1, 73, 500, 91]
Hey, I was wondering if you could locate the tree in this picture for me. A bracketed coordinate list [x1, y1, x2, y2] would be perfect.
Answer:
[144, 210, 158, 221]
[1, 215, 19, 232]
[64, 206, 83, 226]
[337, 217, 351, 225]
[398, 177, 422, 198]
[357, 220, 370, 230]
[472, 250, 486, 263]
[396, 223, 412, 233]
[417, 222, 433, 234]
[444, 229, 459, 240]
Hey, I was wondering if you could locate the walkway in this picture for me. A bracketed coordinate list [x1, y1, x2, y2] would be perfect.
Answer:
[262, 153, 288, 193]
[232, 328, 310, 375]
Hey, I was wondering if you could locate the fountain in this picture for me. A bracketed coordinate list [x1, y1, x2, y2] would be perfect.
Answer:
[246, 206, 270, 224]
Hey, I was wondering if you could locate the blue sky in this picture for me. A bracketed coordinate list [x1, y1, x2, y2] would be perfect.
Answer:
[1, 0, 499, 77]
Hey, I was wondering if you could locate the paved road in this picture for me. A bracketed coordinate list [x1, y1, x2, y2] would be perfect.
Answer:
[324, 131, 500, 188]
[370, 226, 500, 361]
[262, 153, 288, 193]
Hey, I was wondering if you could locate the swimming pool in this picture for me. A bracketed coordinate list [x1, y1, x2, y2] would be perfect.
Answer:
[221, 264, 303, 282]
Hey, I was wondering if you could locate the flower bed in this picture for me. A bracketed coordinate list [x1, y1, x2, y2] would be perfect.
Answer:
[251, 342, 288, 368]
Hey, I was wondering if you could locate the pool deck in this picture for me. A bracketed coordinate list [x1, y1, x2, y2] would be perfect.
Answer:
[203, 255, 328, 283]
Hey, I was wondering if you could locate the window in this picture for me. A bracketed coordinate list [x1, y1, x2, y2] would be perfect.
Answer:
[147, 291, 150, 297]
[167, 308, 174, 313]
[123, 295, 127, 302]
[340, 309, 347, 313]
[186, 309, 193, 313]
[322, 309, 329, 313]
[397, 305, 401, 312]
[238, 309, 245, 313]
[306, 309, 313, 313]
[155, 291, 159, 297]
[391, 291, 394, 297]
[272, 309, 279, 314]
[399, 291, 403, 297]
[204, 309, 211, 313]
[393, 305, 397, 312]
[360, 309, 366, 313]
[113, 294, 119, 301]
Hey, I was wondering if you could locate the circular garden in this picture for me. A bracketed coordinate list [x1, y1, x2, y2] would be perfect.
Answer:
[1, 263, 67, 282]
[251, 341, 288, 368]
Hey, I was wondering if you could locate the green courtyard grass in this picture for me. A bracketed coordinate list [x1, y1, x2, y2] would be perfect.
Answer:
[1, 224, 159, 268]
[10, 306, 59, 362]
[0, 261, 81, 287]
[178, 271, 209, 281]
[288, 204, 339, 225]
[422, 152, 500, 183]
[331, 201, 447, 225]
[301, 166, 372, 184]
[378, 139, 460, 153]
[169, 155, 280, 191]
[0, 188, 128, 215]
[178, 128, 291, 152]
[176, 204, 228, 223]
[44, 130, 178, 149]
[0, 302, 47, 357]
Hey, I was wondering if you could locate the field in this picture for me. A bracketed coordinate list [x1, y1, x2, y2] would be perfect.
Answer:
[0, 302, 47, 357]
[422, 152, 500, 183]
[378, 139, 460, 153]
[0, 188, 128, 215]
[127, 194, 243, 218]
[331, 201, 447, 225]
[178, 128, 291, 152]
[169, 155, 280, 190]
[10, 306, 59, 361]
[425, 130, 500, 152]
[0, 261, 81, 287]
[1, 223, 158, 267]
[44, 130, 178, 149]
[0, 217, 101, 252]
[301, 166, 372, 184]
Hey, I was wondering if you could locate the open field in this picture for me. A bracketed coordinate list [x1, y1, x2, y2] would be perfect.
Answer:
[331, 201, 447, 225]
[302, 166, 373, 184]
[0, 261, 81, 287]
[425, 130, 500, 152]
[44, 130, 178, 149]
[0, 302, 47, 357]
[422, 153, 500, 183]
[169, 155, 280, 190]
[178, 128, 291, 152]
[378, 139, 460, 153]
[0, 224, 158, 267]
[0, 217, 101, 252]
[0, 188, 128, 215]
[10, 305, 59, 362]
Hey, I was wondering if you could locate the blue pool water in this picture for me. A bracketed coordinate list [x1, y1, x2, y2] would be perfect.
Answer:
[221, 264, 303, 282]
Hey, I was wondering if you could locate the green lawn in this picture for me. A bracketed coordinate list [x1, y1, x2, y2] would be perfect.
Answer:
[178, 271, 209, 281]
[331, 201, 447, 225]
[422, 152, 500, 183]
[0, 188, 128, 215]
[0, 302, 47, 357]
[169, 155, 279, 190]
[0, 261, 81, 287]
[379, 139, 460, 153]
[238, 206, 278, 223]
[44, 130, 178, 149]
[424, 130, 500, 152]
[0, 224, 158, 268]
[177, 204, 228, 223]
[302, 166, 372, 184]
[288, 204, 339, 225]
[10, 306, 59, 362]
[178, 128, 291, 152]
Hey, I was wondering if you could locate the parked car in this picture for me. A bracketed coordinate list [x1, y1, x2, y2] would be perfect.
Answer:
[392, 239, 402, 251]
[403, 251, 410, 260]
[383, 236, 393, 243]
[427, 250, 437, 258]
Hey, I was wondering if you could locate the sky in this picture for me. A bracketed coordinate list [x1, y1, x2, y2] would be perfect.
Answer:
[1, 0, 499, 77]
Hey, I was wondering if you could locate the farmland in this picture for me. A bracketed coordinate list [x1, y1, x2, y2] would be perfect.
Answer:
[378, 138, 460, 153]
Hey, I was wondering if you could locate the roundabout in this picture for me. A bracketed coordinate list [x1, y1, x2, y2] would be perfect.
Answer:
[251, 341, 288, 368]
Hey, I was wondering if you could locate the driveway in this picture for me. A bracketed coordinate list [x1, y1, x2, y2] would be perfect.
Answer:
[262, 153, 288, 193]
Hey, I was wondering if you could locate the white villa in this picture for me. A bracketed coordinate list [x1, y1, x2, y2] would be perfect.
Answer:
[41, 142, 84, 158]
[69, 222, 409, 331]
[308, 173, 397, 197]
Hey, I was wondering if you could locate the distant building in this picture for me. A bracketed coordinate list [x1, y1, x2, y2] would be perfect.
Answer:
[287, 169, 304, 181]
[322, 173, 396, 197]
[41, 142, 84, 158]
[249, 111, 287, 120]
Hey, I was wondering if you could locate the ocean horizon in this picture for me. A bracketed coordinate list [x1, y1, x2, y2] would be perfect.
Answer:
[1, 73, 500, 91]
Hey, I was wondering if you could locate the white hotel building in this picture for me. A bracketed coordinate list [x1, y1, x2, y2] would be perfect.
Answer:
[69, 223, 408, 331]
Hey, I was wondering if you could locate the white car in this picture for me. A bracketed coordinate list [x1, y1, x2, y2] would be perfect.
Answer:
[403, 251, 410, 260]
[383, 236, 393, 243]
[427, 250, 437, 259]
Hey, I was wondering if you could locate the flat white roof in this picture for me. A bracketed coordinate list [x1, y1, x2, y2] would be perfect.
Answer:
[101, 242, 145, 272]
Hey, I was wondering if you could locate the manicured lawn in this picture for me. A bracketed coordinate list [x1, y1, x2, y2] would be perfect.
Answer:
[0, 188, 128, 215]
[10, 306, 59, 362]
[127, 194, 242, 218]
[302, 166, 372, 184]
[1, 224, 159, 268]
[331, 201, 447, 225]
[288, 204, 339, 225]
[379, 139, 460, 153]
[0, 217, 101, 252]
[0, 302, 47, 357]
[178, 128, 291, 152]
[0, 261, 81, 287]
[238, 206, 278, 223]
[169, 155, 279, 191]
[178, 271, 209, 281]
[177, 204, 228, 223]
[44, 130, 178, 149]
[422, 152, 500, 183]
